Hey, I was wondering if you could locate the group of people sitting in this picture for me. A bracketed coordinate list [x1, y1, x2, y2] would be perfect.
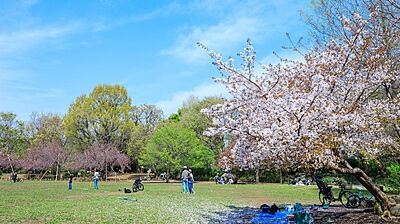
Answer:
[214, 172, 234, 184]
[181, 166, 195, 194]
[290, 178, 311, 186]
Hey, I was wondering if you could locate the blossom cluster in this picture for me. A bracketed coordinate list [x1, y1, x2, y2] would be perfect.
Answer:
[200, 9, 400, 170]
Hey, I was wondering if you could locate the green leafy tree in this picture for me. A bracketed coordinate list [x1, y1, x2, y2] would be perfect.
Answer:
[0, 113, 28, 172]
[27, 113, 65, 148]
[64, 84, 134, 151]
[140, 124, 215, 180]
[180, 96, 224, 152]
[126, 105, 163, 170]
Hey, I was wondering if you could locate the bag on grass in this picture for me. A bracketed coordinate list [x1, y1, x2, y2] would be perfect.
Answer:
[260, 204, 271, 213]
[270, 204, 279, 214]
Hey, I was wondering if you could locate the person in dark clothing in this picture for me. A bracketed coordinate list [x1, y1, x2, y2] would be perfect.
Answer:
[13, 172, 17, 183]
[68, 171, 73, 190]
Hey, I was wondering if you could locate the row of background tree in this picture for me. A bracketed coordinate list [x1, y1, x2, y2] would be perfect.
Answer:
[1, 84, 400, 190]
[0, 84, 225, 181]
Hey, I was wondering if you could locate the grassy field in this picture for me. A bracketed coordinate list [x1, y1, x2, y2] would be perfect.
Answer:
[0, 180, 329, 223]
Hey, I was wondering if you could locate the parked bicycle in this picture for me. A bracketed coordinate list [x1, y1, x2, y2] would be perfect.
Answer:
[315, 177, 353, 207]
[345, 187, 375, 208]
[132, 178, 144, 192]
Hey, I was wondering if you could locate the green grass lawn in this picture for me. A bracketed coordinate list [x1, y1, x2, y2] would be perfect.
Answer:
[0, 180, 331, 223]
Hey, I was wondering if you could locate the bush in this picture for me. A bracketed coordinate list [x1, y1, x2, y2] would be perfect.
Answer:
[385, 163, 400, 192]
[63, 172, 71, 179]
[239, 174, 255, 182]
[321, 176, 348, 185]
[191, 168, 223, 181]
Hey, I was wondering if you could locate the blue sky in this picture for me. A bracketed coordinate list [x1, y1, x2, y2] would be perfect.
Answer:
[0, 0, 310, 121]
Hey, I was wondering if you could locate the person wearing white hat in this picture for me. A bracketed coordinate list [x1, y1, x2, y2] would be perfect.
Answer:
[181, 166, 189, 193]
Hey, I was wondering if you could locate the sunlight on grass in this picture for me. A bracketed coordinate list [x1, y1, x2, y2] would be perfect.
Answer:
[0, 181, 325, 223]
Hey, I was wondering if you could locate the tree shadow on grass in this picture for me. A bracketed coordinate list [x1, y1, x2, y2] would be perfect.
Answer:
[202, 205, 259, 223]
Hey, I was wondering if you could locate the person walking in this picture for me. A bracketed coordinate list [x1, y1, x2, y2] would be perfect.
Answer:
[94, 169, 99, 190]
[181, 166, 189, 193]
[188, 169, 195, 194]
[68, 171, 73, 191]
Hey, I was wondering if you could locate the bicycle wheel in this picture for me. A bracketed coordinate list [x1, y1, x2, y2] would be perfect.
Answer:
[137, 183, 144, 191]
[340, 191, 353, 207]
[346, 194, 359, 208]
[132, 184, 138, 192]
[319, 192, 332, 205]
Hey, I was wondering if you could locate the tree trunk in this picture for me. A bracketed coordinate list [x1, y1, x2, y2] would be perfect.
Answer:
[279, 168, 283, 184]
[55, 164, 59, 181]
[105, 165, 108, 181]
[255, 168, 259, 184]
[343, 160, 395, 216]
[7, 154, 15, 174]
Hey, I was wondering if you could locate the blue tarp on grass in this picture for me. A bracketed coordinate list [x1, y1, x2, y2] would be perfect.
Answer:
[251, 212, 292, 224]
[251, 211, 314, 224]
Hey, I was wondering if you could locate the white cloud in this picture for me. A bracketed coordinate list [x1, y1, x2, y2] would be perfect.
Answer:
[155, 83, 227, 116]
[160, 0, 308, 64]
[0, 22, 82, 56]
[160, 18, 261, 63]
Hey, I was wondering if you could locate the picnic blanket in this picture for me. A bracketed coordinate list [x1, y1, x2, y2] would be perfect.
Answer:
[251, 212, 291, 223]
[250, 211, 314, 224]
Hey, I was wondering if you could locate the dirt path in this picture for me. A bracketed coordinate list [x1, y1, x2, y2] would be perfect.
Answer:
[311, 205, 400, 224]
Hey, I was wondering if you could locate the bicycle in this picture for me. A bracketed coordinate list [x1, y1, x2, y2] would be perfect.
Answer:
[132, 178, 144, 192]
[315, 178, 353, 207]
[345, 187, 375, 208]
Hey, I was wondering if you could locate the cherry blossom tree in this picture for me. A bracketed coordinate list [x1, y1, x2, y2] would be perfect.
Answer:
[22, 143, 71, 180]
[74, 143, 130, 180]
[200, 7, 400, 216]
[0, 152, 20, 171]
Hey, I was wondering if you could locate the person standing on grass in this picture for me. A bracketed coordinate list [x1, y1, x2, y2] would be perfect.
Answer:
[94, 169, 99, 190]
[68, 171, 73, 191]
[188, 169, 195, 194]
[13, 172, 18, 183]
[181, 166, 189, 193]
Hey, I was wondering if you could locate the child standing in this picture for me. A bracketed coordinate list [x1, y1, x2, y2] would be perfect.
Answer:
[94, 169, 99, 190]
[188, 169, 195, 194]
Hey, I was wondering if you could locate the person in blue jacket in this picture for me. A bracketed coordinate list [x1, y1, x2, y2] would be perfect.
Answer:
[188, 169, 195, 194]
[94, 169, 99, 190]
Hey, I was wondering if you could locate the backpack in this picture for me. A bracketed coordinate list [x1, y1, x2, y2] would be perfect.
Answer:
[124, 188, 131, 193]
[270, 204, 279, 214]
[260, 204, 271, 213]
